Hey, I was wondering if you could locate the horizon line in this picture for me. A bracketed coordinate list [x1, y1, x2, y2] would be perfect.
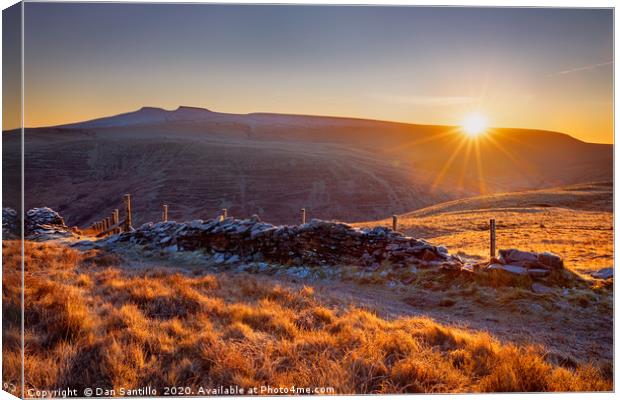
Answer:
[8, 105, 612, 145]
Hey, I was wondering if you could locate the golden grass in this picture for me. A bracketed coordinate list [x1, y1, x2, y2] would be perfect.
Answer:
[356, 185, 613, 275]
[2, 241, 612, 395]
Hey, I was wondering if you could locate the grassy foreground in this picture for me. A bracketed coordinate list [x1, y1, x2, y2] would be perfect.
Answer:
[3, 241, 612, 395]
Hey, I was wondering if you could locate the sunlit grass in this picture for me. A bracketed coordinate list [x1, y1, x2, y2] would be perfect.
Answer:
[2, 241, 611, 394]
[357, 183, 613, 275]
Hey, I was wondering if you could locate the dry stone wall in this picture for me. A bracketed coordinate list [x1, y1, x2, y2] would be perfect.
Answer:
[110, 216, 463, 270]
[3, 207, 71, 240]
[6, 207, 578, 283]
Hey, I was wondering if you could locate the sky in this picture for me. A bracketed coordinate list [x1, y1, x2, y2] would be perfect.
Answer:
[8, 4, 614, 143]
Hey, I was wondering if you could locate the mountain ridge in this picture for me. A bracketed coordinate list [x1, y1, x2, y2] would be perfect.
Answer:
[3, 106, 612, 227]
[50, 105, 598, 145]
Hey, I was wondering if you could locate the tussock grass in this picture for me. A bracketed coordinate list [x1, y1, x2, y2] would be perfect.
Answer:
[2, 241, 611, 395]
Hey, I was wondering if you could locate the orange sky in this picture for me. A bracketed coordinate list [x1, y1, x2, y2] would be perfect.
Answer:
[5, 5, 614, 144]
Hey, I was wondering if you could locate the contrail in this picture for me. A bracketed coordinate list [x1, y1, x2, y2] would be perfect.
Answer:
[548, 61, 613, 76]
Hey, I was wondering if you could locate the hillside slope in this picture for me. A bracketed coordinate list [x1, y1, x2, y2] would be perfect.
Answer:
[355, 182, 613, 274]
[3, 107, 612, 227]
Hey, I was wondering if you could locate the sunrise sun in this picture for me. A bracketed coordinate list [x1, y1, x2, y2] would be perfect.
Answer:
[461, 113, 488, 137]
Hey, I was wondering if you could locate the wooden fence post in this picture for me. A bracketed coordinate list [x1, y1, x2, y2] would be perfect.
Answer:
[300, 208, 306, 225]
[106, 217, 112, 234]
[112, 209, 119, 234]
[124, 194, 132, 232]
[490, 218, 496, 258]
[392, 215, 398, 231]
[221, 208, 228, 219]
[163, 204, 168, 222]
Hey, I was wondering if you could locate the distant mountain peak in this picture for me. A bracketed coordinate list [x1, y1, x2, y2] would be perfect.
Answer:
[60, 105, 219, 129]
[135, 105, 213, 114]
[138, 106, 166, 112]
[175, 105, 212, 112]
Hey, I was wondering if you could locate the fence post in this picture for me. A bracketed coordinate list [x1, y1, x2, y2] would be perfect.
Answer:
[300, 208, 306, 225]
[124, 194, 132, 232]
[490, 218, 496, 258]
[112, 209, 119, 234]
[163, 204, 168, 222]
[221, 208, 228, 219]
[392, 214, 398, 231]
[106, 217, 112, 234]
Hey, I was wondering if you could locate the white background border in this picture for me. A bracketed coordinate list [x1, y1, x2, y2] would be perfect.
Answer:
[0, 1, 615, 399]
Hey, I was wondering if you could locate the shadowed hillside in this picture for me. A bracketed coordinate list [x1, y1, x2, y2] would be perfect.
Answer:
[2, 107, 612, 227]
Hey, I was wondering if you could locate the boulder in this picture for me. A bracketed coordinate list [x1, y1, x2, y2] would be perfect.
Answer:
[537, 252, 563, 270]
[436, 245, 449, 255]
[591, 268, 613, 280]
[2, 208, 19, 238]
[527, 268, 550, 278]
[498, 249, 538, 266]
[486, 263, 528, 275]
[25, 207, 72, 239]
[26, 207, 66, 227]
[496, 249, 564, 274]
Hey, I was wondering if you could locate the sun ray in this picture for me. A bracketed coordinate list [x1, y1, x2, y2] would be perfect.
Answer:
[490, 128, 537, 150]
[457, 139, 474, 190]
[484, 130, 538, 176]
[384, 127, 461, 153]
[473, 138, 486, 195]
[431, 135, 469, 191]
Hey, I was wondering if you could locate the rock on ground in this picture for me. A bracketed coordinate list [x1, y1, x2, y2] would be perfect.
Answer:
[2, 208, 19, 238]
[499, 249, 538, 266]
[26, 207, 72, 239]
[487, 263, 528, 275]
[591, 268, 613, 280]
[4, 207, 74, 240]
[490, 248, 565, 278]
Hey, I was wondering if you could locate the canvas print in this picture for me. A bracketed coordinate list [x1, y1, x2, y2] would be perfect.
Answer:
[1, 2, 614, 397]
